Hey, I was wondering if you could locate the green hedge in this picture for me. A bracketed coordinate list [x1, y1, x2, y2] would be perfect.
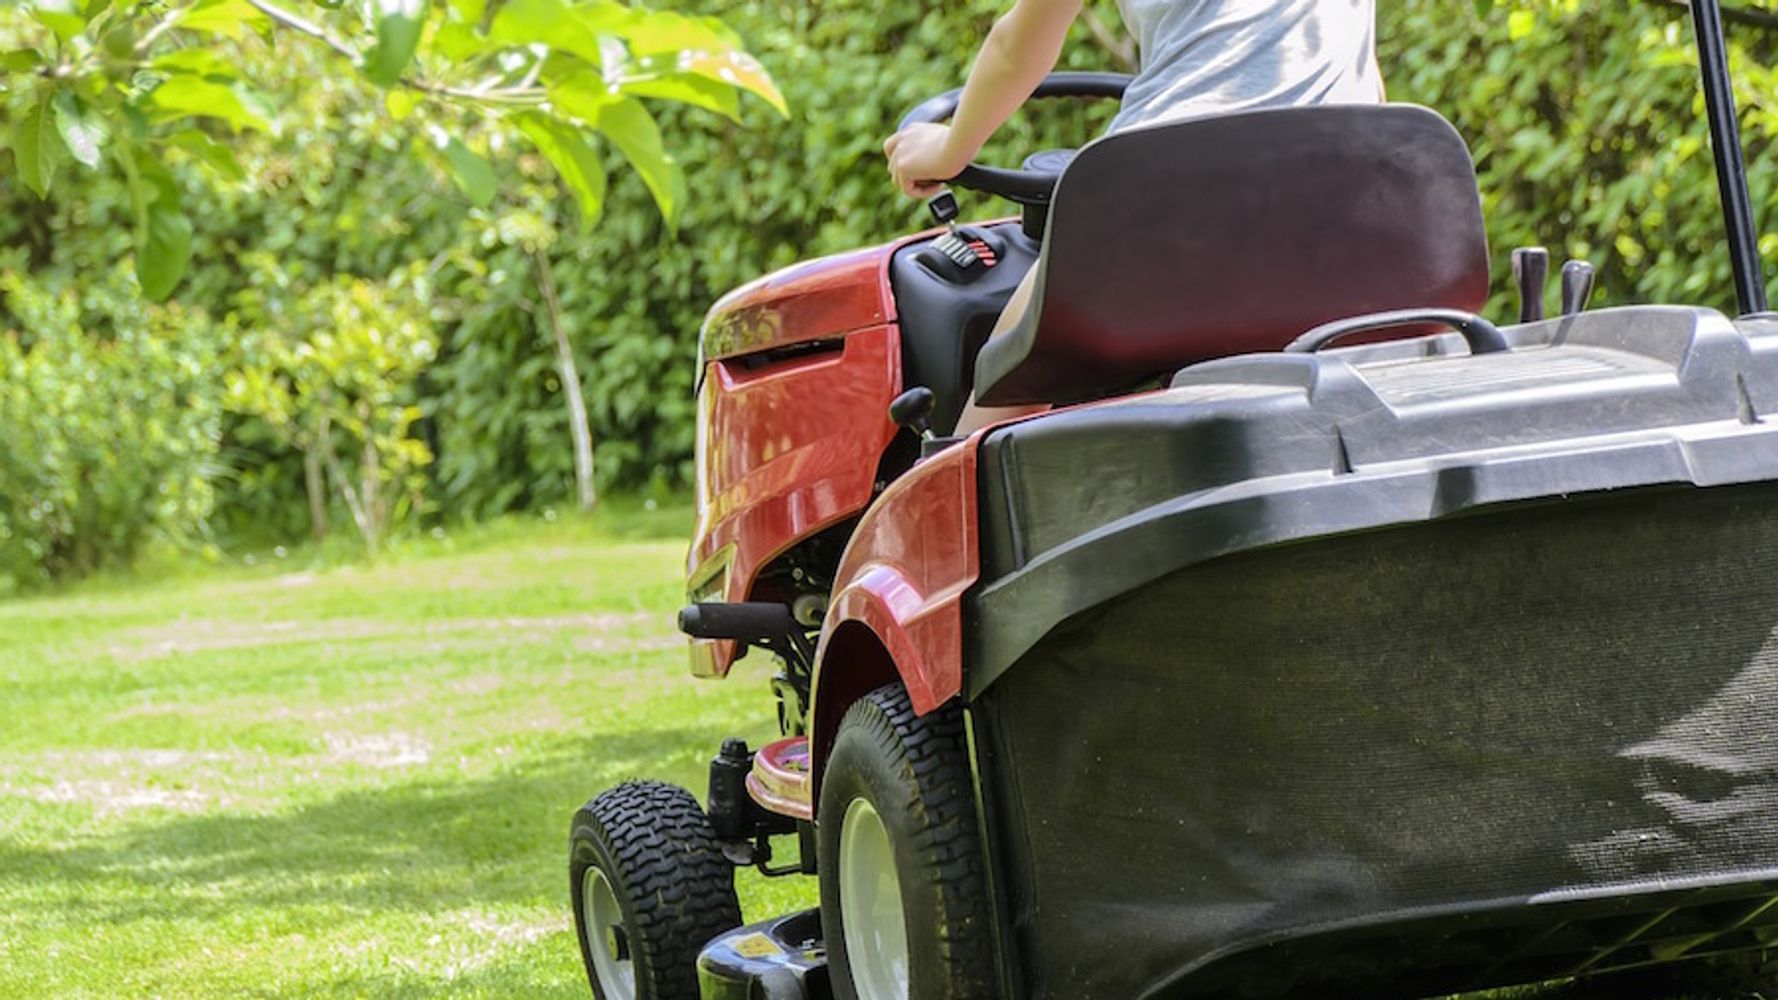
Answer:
[436, 0, 1778, 509]
[1381, 2, 1778, 316]
[8, 1, 1778, 579]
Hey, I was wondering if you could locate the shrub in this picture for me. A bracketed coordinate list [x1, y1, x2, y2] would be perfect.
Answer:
[0, 271, 224, 589]
[225, 258, 437, 552]
[1379, 1, 1778, 316]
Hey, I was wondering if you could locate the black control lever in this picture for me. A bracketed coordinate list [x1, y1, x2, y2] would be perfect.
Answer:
[926, 191, 959, 232]
[889, 387, 937, 442]
[1561, 260, 1595, 315]
[1512, 246, 1549, 323]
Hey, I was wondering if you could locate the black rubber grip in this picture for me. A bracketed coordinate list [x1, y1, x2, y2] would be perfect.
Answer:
[678, 602, 797, 643]
[897, 72, 1132, 133]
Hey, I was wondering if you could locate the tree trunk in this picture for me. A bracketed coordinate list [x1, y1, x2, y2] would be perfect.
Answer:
[320, 424, 377, 552]
[360, 419, 383, 551]
[302, 435, 329, 542]
[533, 248, 597, 511]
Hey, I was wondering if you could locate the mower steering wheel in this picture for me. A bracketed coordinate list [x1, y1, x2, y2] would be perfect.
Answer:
[897, 71, 1134, 206]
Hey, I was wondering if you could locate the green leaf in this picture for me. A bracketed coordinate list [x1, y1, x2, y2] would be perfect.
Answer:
[131, 154, 192, 301]
[165, 128, 245, 182]
[0, 49, 45, 73]
[440, 137, 495, 207]
[551, 85, 683, 227]
[29, 0, 88, 43]
[177, 0, 268, 39]
[385, 88, 420, 121]
[1508, 8, 1536, 41]
[545, 68, 616, 120]
[600, 98, 683, 226]
[489, 0, 626, 66]
[52, 91, 107, 169]
[363, 0, 429, 88]
[147, 75, 272, 133]
[671, 49, 786, 117]
[430, 19, 481, 60]
[12, 91, 61, 198]
[153, 48, 238, 80]
[616, 8, 733, 55]
[101, 23, 137, 58]
[615, 9, 786, 116]
[622, 72, 739, 121]
[487, 0, 563, 48]
[516, 113, 605, 227]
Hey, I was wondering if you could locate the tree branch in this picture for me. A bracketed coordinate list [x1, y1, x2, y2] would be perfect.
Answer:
[434, 85, 546, 105]
[1080, 7, 1137, 72]
[245, 0, 361, 64]
[133, 5, 190, 56]
[243, 0, 546, 105]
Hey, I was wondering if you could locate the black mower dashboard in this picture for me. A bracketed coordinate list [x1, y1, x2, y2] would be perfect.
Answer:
[891, 221, 1041, 437]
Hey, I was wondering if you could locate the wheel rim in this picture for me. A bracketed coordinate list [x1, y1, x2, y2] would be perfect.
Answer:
[581, 866, 636, 1000]
[839, 797, 909, 1000]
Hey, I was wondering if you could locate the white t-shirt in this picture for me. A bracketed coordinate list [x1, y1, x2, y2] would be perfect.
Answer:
[1110, 0, 1383, 132]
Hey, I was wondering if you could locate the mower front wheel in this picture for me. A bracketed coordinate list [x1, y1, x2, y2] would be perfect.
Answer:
[818, 684, 997, 1000]
[570, 780, 742, 1000]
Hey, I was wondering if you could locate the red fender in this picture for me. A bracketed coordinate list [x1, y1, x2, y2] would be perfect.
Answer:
[807, 439, 981, 784]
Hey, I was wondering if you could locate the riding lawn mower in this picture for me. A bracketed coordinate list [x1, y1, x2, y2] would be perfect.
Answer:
[570, 4, 1778, 998]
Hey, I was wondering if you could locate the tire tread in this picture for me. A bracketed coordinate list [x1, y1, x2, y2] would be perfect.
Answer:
[825, 684, 996, 999]
[571, 780, 742, 1000]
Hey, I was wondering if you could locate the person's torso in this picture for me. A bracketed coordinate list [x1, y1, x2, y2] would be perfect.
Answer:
[1110, 0, 1382, 132]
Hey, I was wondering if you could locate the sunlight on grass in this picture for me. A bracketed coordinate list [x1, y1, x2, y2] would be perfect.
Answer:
[0, 504, 816, 998]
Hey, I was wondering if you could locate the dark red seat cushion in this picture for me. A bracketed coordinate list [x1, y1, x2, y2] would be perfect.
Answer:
[973, 104, 1492, 406]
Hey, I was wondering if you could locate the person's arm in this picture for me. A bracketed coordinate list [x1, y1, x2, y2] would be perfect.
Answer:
[884, 0, 1085, 198]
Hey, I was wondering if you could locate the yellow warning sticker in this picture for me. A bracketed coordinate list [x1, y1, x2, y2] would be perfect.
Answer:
[731, 933, 784, 959]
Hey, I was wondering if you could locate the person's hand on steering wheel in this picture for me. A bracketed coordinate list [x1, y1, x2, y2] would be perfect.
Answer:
[881, 0, 1085, 200]
[884, 123, 976, 199]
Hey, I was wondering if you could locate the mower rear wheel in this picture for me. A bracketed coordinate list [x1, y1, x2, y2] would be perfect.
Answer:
[818, 684, 996, 1000]
[570, 781, 742, 1000]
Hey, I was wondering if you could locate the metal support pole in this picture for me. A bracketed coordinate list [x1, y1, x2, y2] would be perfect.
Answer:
[1691, 0, 1769, 315]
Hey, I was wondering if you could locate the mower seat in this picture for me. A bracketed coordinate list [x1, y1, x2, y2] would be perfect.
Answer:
[973, 104, 1492, 406]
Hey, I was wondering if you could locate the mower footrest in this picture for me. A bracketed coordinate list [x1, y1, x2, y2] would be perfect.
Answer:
[746, 736, 812, 821]
[697, 910, 829, 1000]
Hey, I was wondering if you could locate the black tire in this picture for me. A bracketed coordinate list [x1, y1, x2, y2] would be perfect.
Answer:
[818, 684, 997, 1000]
[569, 780, 742, 1000]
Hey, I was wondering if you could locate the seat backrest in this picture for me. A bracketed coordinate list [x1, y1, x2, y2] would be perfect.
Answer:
[973, 104, 1491, 406]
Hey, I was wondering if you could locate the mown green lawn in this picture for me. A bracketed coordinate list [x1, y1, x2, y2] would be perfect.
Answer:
[2, 504, 1762, 1000]
[0, 504, 813, 998]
